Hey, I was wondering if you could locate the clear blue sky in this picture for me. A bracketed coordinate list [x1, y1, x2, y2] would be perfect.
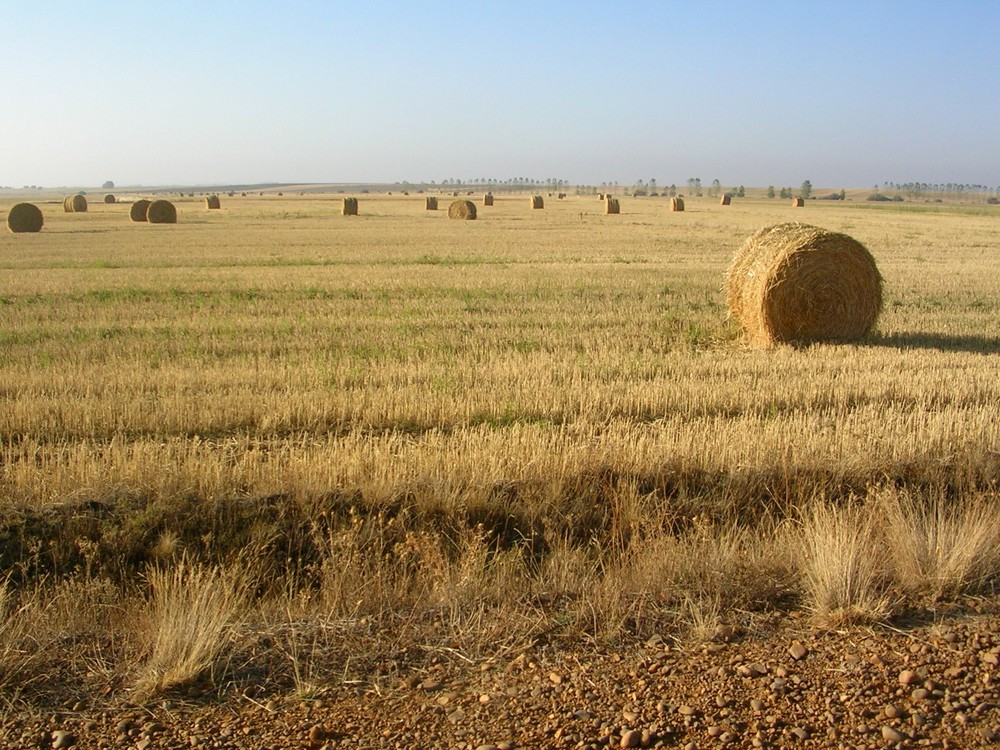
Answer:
[4, 1, 998, 188]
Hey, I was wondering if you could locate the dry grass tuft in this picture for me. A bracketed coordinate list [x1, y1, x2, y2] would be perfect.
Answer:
[129, 200, 151, 222]
[725, 222, 883, 345]
[882, 492, 1000, 600]
[146, 200, 177, 224]
[798, 503, 889, 626]
[134, 559, 247, 700]
[7, 203, 43, 233]
[448, 200, 477, 220]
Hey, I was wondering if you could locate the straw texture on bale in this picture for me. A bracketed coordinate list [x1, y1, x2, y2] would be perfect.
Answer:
[342, 197, 359, 216]
[605, 196, 620, 215]
[7, 203, 43, 233]
[206, 195, 221, 209]
[793, 197, 805, 207]
[531, 195, 544, 209]
[104, 194, 116, 204]
[63, 195, 88, 213]
[146, 200, 177, 224]
[720, 194, 732, 206]
[448, 200, 477, 220]
[130, 200, 151, 222]
[483, 193, 494, 206]
[425, 197, 438, 210]
[725, 222, 883, 346]
[671, 197, 685, 212]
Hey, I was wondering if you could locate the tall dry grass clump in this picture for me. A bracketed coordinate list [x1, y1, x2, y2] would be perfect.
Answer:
[134, 559, 247, 699]
[798, 503, 889, 626]
[146, 200, 177, 224]
[205, 195, 221, 209]
[129, 199, 151, 222]
[7, 203, 44, 233]
[725, 222, 882, 345]
[104, 194, 116, 204]
[425, 196, 438, 210]
[448, 200, 477, 220]
[483, 193, 494, 206]
[605, 196, 620, 215]
[63, 194, 88, 213]
[531, 195, 544, 209]
[881, 492, 1000, 601]
[343, 197, 359, 216]
[670, 197, 684, 211]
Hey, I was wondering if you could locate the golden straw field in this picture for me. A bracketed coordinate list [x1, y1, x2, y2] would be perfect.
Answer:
[1, 190, 1000, 706]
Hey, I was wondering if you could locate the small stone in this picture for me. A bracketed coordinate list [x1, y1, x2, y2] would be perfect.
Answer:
[308, 724, 326, 743]
[420, 678, 443, 691]
[899, 669, 919, 686]
[51, 731, 76, 749]
[881, 726, 906, 743]
[911, 688, 932, 701]
[620, 729, 642, 748]
[884, 704, 905, 719]
[791, 727, 810, 740]
[549, 672, 564, 685]
[789, 642, 808, 661]
[622, 709, 639, 722]
[750, 699, 765, 712]
[135, 741, 151, 750]
[677, 705, 697, 716]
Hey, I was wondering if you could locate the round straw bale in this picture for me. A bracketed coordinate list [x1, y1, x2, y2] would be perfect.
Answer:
[104, 194, 116, 204]
[605, 196, 620, 214]
[130, 199, 151, 222]
[64, 195, 87, 212]
[448, 200, 477, 220]
[531, 195, 544, 209]
[206, 195, 221, 209]
[425, 196, 438, 210]
[720, 194, 732, 206]
[342, 197, 359, 216]
[792, 197, 805, 207]
[725, 222, 882, 345]
[483, 193, 494, 206]
[671, 197, 685, 211]
[7, 203, 44, 233]
[146, 200, 177, 224]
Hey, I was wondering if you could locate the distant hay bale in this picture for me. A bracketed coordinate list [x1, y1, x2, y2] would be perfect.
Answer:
[7, 203, 43, 233]
[598, 193, 605, 200]
[671, 197, 685, 212]
[130, 199, 152, 222]
[342, 197, 359, 216]
[206, 195, 221, 209]
[63, 194, 88, 213]
[425, 197, 438, 210]
[605, 196, 620, 214]
[531, 195, 544, 209]
[448, 200, 477, 220]
[146, 199, 177, 224]
[104, 194, 116, 204]
[483, 193, 494, 206]
[558, 193, 566, 199]
[720, 194, 732, 206]
[793, 197, 805, 207]
[725, 222, 883, 346]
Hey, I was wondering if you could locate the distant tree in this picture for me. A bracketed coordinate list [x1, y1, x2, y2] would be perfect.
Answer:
[839, 188, 846, 201]
[767, 186, 775, 199]
[102, 180, 114, 189]
[737, 185, 745, 198]
[669, 184, 677, 196]
[779, 187, 789, 199]
[800, 180, 813, 199]
[710, 179, 721, 198]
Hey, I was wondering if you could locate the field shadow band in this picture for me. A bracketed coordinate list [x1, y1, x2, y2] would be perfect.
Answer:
[865, 332, 1000, 354]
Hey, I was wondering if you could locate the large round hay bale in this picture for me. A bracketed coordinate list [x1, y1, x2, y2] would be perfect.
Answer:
[342, 197, 359, 216]
[720, 194, 732, 206]
[793, 197, 805, 207]
[130, 199, 152, 222]
[531, 195, 544, 209]
[104, 194, 116, 204]
[605, 196, 620, 215]
[68, 194, 87, 212]
[206, 195, 221, 209]
[670, 197, 685, 212]
[483, 193, 494, 206]
[448, 200, 477, 220]
[146, 199, 177, 224]
[725, 222, 883, 345]
[425, 196, 438, 210]
[7, 203, 44, 233]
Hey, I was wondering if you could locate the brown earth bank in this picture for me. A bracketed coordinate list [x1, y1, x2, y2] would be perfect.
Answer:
[3, 602, 998, 750]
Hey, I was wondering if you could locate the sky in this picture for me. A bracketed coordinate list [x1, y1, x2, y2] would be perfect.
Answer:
[3, 1, 998, 189]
